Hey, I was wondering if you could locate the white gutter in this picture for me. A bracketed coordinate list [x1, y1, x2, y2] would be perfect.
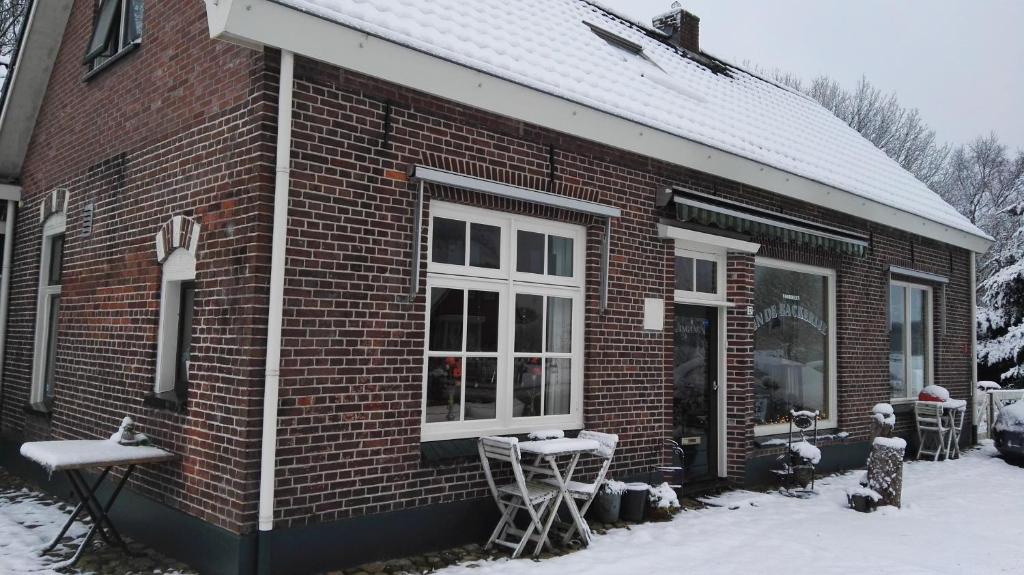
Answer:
[970, 252, 978, 437]
[0, 201, 16, 394]
[201, 0, 993, 254]
[259, 49, 294, 532]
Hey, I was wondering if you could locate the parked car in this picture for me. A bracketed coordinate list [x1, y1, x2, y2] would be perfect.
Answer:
[994, 401, 1024, 463]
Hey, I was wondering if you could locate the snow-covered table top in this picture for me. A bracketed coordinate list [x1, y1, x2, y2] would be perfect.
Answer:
[20, 440, 175, 472]
[518, 437, 600, 456]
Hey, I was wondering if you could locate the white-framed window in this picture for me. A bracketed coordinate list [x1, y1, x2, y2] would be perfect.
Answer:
[154, 249, 196, 398]
[752, 258, 837, 435]
[85, 0, 144, 70]
[674, 246, 726, 304]
[889, 281, 933, 401]
[30, 213, 67, 405]
[423, 202, 585, 441]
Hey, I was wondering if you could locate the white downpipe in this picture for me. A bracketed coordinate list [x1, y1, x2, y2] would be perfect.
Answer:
[970, 252, 978, 420]
[0, 200, 16, 393]
[259, 49, 294, 533]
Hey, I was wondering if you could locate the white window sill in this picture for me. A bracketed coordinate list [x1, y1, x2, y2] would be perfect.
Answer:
[421, 418, 584, 443]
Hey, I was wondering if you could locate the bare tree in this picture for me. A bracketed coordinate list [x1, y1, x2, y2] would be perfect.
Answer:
[749, 67, 950, 189]
[941, 134, 1024, 273]
[0, 0, 29, 72]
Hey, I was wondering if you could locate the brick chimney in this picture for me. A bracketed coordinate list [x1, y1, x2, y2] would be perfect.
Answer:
[652, 4, 700, 53]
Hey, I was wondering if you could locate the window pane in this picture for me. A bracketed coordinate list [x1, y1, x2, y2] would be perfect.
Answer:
[889, 285, 906, 398]
[85, 0, 121, 60]
[425, 357, 462, 423]
[175, 281, 196, 393]
[429, 288, 463, 351]
[464, 358, 497, 420]
[675, 257, 694, 291]
[910, 288, 928, 396]
[695, 259, 716, 294]
[548, 236, 574, 277]
[48, 235, 65, 286]
[753, 266, 829, 425]
[516, 231, 545, 274]
[512, 357, 542, 417]
[469, 223, 501, 269]
[514, 293, 543, 353]
[44, 295, 61, 399]
[545, 297, 572, 353]
[431, 218, 466, 265]
[544, 358, 571, 415]
[466, 290, 499, 352]
[125, 0, 144, 43]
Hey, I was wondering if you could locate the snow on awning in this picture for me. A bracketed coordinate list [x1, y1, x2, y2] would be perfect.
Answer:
[673, 189, 869, 257]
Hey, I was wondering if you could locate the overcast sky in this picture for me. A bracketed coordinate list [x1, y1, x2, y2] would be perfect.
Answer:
[605, 0, 1024, 153]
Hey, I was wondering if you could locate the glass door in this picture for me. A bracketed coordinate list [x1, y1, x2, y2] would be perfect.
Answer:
[673, 304, 719, 482]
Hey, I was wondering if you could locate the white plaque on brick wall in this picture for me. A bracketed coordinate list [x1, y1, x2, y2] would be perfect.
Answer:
[643, 298, 665, 331]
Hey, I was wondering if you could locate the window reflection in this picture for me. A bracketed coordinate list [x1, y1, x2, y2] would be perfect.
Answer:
[753, 265, 830, 425]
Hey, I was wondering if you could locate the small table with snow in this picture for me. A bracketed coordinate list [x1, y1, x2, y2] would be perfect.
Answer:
[518, 437, 601, 547]
[20, 439, 175, 566]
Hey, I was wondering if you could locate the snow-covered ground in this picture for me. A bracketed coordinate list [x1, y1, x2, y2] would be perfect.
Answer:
[440, 444, 1024, 575]
[0, 484, 87, 574]
[0, 472, 193, 575]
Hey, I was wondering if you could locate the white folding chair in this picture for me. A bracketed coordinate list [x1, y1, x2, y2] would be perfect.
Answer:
[915, 401, 948, 461]
[945, 406, 966, 459]
[542, 430, 619, 544]
[478, 436, 560, 559]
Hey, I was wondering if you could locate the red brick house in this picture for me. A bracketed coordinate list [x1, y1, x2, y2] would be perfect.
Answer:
[0, 1, 992, 574]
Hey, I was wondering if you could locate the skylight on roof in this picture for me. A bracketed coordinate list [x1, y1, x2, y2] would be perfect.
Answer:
[585, 22, 643, 56]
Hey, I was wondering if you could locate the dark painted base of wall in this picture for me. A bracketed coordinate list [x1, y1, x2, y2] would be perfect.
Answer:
[257, 498, 499, 575]
[1, 438, 498, 575]
[744, 440, 873, 486]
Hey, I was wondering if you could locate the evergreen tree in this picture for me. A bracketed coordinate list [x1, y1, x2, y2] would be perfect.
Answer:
[978, 202, 1024, 387]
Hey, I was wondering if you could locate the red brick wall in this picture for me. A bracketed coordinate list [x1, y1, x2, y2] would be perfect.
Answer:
[271, 55, 975, 526]
[0, 0, 273, 534]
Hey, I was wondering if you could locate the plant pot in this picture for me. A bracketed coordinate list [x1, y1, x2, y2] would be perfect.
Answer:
[592, 491, 621, 524]
[792, 465, 814, 488]
[620, 483, 649, 522]
[847, 493, 878, 513]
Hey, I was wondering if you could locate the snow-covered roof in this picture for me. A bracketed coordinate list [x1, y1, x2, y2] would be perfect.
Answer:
[272, 0, 988, 241]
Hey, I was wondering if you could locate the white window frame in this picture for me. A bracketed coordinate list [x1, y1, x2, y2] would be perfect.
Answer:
[673, 245, 727, 304]
[422, 202, 585, 442]
[30, 213, 67, 405]
[753, 257, 838, 436]
[87, 0, 143, 70]
[154, 249, 197, 395]
[889, 280, 934, 403]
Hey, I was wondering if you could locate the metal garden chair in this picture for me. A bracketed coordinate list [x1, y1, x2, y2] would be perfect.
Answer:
[915, 401, 949, 460]
[478, 436, 560, 558]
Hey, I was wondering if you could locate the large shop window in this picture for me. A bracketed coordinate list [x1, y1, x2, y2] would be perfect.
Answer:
[889, 281, 933, 401]
[31, 214, 67, 406]
[752, 259, 836, 434]
[423, 202, 585, 441]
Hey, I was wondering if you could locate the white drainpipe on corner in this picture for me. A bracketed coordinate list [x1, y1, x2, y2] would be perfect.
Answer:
[259, 49, 294, 534]
[0, 200, 16, 393]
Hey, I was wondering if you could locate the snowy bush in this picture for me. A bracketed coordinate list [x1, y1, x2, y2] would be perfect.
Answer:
[789, 440, 821, 465]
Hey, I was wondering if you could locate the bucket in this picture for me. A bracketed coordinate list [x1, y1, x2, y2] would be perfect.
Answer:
[591, 490, 622, 524]
[620, 482, 649, 522]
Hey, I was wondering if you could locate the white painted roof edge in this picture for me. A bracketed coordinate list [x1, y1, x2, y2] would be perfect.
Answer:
[0, 0, 74, 184]
[203, 0, 992, 253]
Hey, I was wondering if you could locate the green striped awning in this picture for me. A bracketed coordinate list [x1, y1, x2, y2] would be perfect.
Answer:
[675, 196, 869, 257]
